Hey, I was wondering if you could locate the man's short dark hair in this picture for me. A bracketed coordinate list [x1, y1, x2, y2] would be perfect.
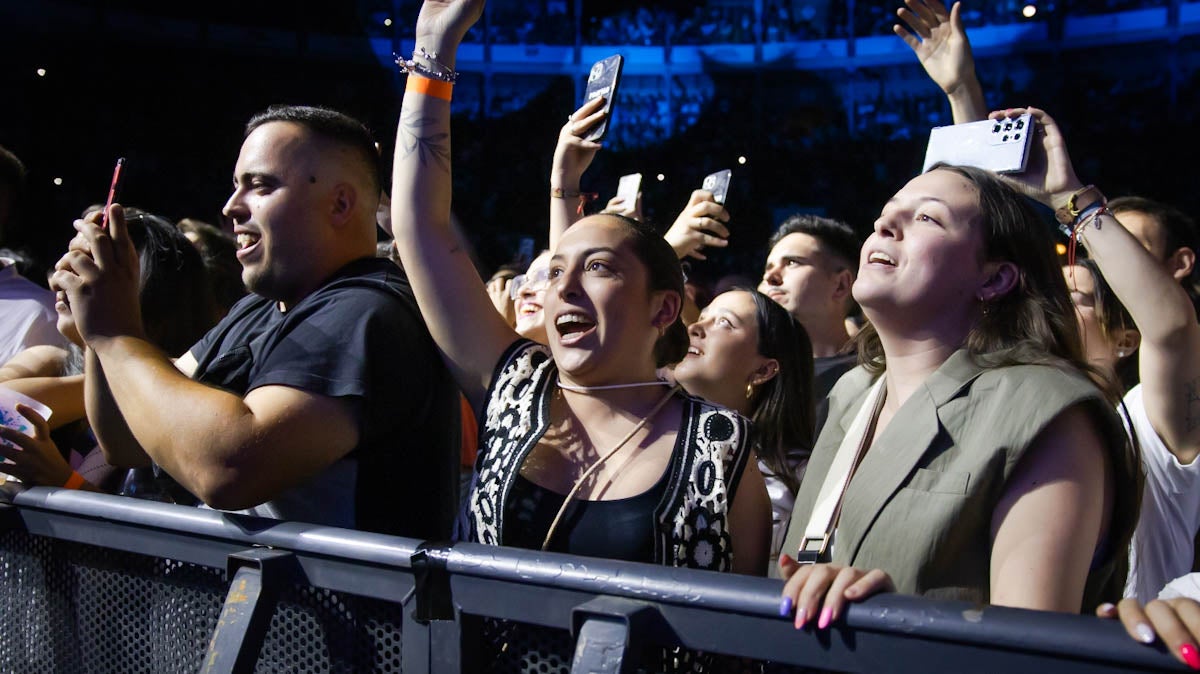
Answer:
[245, 105, 383, 196]
[768, 214, 861, 273]
[1109, 196, 1199, 260]
[1109, 195, 1200, 314]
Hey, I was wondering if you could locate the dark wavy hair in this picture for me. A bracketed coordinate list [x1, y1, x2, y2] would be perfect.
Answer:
[177, 218, 246, 318]
[1072, 257, 1139, 393]
[740, 288, 816, 496]
[1109, 195, 1200, 317]
[124, 209, 220, 356]
[600, 213, 689, 367]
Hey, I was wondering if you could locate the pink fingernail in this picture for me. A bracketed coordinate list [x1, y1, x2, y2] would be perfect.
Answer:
[794, 607, 808, 629]
[1182, 643, 1200, 670]
[818, 606, 833, 630]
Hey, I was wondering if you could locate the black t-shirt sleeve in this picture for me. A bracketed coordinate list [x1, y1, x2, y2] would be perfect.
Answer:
[186, 293, 262, 367]
[246, 285, 407, 400]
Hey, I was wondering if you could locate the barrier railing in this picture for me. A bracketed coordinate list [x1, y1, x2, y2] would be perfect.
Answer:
[0, 487, 1185, 673]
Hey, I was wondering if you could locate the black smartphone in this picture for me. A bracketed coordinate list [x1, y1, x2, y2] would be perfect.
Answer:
[701, 169, 732, 205]
[100, 157, 126, 229]
[582, 54, 623, 142]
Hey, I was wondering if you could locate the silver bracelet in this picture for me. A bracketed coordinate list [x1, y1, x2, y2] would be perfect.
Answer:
[393, 46, 459, 83]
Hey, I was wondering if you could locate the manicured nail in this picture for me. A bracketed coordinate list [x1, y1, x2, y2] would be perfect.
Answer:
[779, 596, 793, 617]
[1097, 602, 1115, 615]
[1181, 644, 1200, 670]
[1135, 623, 1155, 644]
[795, 607, 808, 629]
[818, 606, 833, 630]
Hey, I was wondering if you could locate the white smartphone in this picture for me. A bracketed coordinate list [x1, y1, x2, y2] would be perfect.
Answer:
[922, 113, 1034, 174]
[615, 173, 641, 206]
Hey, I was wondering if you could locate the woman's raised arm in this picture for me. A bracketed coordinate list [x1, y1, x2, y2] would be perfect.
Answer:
[390, 0, 514, 409]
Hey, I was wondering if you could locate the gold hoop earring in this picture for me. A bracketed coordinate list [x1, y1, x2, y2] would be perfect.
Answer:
[745, 383, 754, 400]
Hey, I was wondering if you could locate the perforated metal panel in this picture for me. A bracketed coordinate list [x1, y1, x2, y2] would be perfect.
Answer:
[480, 619, 575, 674]
[0, 529, 226, 673]
[0, 530, 79, 673]
[0, 529, 406, 673]
[254, 583, 405, 673]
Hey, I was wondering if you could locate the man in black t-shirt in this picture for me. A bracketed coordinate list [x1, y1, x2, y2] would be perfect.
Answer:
[52, 106, 459, 538]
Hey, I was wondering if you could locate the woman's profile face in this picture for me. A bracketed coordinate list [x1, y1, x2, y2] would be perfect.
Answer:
[853, 169, 987, 327]
[1063, 264, 1119, 371]
[514, 250, 552, 342]
[673, 290, 771, 409]
[544, 215, 664, 381]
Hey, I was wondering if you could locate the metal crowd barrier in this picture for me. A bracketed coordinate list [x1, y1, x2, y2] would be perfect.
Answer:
[0, 487, 1185, 673]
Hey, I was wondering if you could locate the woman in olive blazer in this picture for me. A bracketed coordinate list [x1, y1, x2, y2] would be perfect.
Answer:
[777, 157, 1139, 629]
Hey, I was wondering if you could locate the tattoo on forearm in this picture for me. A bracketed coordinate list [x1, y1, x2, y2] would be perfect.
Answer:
[1186, 377, 1200, 432]
[399, 109, 450, 171]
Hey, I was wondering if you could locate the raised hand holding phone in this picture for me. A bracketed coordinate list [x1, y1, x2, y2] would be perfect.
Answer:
[52, 202, 146, 346]
[987, 107, 1084, 207]
[922, 114, 1033, 174]
[701, 169, 732, 205]
[581, 55, 623, 142]
[664, 184, 732, 261]
[552, 96, 607, 190]
[603, 173, 643, 221]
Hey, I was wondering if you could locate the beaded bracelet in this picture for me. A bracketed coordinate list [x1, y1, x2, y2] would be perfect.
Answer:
[393, 47, 460, 83]
[1066, 203, 1108, 267]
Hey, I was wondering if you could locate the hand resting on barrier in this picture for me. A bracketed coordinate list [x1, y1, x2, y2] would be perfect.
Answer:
[777, 553, 895, 630]
[1098, 597, 1200, 670]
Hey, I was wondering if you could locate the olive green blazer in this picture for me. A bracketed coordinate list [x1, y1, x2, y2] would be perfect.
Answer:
[781, 350, 1134, 611]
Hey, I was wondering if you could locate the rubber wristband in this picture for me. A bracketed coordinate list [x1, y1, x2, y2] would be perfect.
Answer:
[62, 471, 86, 490]
[406, 75, 453, 102]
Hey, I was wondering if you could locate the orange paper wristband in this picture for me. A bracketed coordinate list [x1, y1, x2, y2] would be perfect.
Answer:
[63, 471, 86, 490]
[406, 76, 453, 102]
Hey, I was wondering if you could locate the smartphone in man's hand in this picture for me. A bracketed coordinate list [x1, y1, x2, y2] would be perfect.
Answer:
[701, 169, 732, 205]
[582, 55, 624, 142]
[100, 157, 126, 229]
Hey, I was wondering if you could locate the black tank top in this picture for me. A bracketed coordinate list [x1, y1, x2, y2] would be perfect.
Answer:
[503, 468, 671, 563]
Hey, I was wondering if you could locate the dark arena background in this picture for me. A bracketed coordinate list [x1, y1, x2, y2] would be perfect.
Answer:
[3, 0, 1198, 286]
[4, 3, 1200, 672]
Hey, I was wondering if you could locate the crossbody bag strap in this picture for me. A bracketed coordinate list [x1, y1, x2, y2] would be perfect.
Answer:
[796, 376, 887, 564]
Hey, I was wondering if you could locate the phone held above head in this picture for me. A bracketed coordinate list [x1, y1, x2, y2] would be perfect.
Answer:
[582, 55, 623, 142]
[615, 173, 642, 206]
[702, 169, 733, 206]
[922, 113, 1034, 174]
[100, 157, 126, 229]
